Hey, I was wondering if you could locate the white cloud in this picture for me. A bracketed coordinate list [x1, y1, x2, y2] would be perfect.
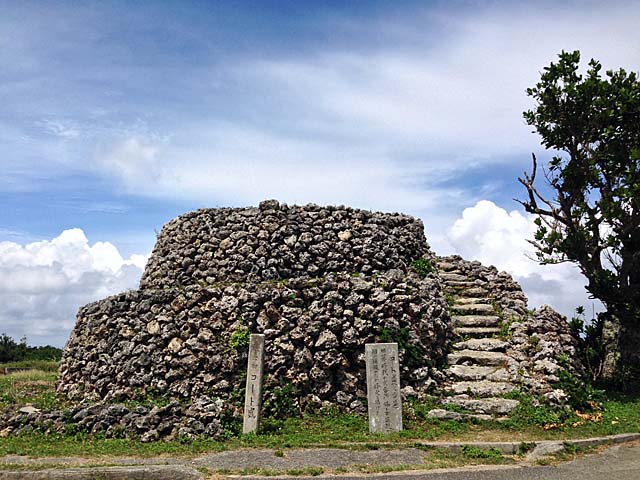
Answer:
[101, 137, 163, 185]
[92, 1, 639, 225]
[98, 125, 472, 223]
[39, 119, 81, 140]
[0, 229, 147, 346]
[447, 200, 603, 320]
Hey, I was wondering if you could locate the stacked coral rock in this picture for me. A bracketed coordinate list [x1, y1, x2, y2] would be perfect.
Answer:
[0, 202, 586, 441]
[52, 200, 451, 439]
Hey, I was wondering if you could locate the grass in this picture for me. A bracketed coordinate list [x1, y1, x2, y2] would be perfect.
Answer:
[0, 360, 59, 373]
[215, 466, 325, 476]
[0, 365, 639, 459]
[1, 396, 638, 457]
[0, 369, 61, 411]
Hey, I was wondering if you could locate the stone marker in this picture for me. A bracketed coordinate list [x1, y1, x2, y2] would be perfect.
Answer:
[365, 342, 402, 433]
[243, 334, 265, 434]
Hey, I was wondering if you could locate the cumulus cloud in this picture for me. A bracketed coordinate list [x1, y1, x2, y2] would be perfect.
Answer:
[0, 229, 147, 347]
[447, 200, 603, 319]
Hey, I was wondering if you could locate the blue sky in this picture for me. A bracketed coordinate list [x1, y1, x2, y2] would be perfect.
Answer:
[1, 0, 639, 346]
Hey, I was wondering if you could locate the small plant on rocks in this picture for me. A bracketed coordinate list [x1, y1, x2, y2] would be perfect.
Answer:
[410, 259, 435, 278]
[229, 324, 251, 350]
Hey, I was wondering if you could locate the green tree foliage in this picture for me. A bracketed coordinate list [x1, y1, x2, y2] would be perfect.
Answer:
[0, 333, 62, 363]
[518, 51, 639, 373]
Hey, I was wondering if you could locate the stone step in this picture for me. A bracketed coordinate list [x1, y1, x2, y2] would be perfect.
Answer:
[440, 273, 468, 282]
[453, 338, 509, 352]
[454, 297, 491, 305]
[452, 315, 501, 327]
[455, 327, 501, 338]
[446, 365, 511, 382]
[457, 287, 489, 297]
[435, 261, 457, 272]
[442, 396, 520, 415]
[448, 349, 511, 366]
[447, 380, 518, 397]
[445, 280, 476, 288]
[453, 303, 495, 315]
[427, 409, 493, 422]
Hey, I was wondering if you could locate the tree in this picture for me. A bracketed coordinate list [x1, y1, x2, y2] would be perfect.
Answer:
[0, 333, 62, 363]
[517, 50, 640, 383]
[0, 333, 26, 363]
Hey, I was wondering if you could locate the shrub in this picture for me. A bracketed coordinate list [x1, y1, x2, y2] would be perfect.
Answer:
[379, 327, 425, 369]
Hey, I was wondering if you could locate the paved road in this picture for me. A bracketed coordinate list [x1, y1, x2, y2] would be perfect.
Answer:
[324, 443, 640, 480]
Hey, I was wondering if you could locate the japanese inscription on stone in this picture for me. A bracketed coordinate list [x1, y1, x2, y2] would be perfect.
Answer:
[365, 342, 402, 433]
[242, 334, 265, 434]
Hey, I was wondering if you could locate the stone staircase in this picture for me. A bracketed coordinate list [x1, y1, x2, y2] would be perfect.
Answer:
[429, 258, 521, 420]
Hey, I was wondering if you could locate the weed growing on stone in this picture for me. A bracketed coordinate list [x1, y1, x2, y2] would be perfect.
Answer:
[410, 259, 435, 278]
[286, 467, 324, 476]
[424, 447, 513, 469]
[534, 443, 597, 466]
[498, 318, 515, 340]
[517, 441, 536, 455]
[444, 292, 456, 307]
[500, 393, 570, 428]
[228, 324, 251, 349]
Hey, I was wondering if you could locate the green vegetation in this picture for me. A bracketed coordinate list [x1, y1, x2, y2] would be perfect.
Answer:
[0, 365, 639, 459]
[556, 369, 605, 411]
[444, 292, 456, 307]
[214, 466, 325, 476]
[569, 306, 607, 382]
[410, 259, 435, 278]
[498, 318, 514, 340]
[518, 50, 640, 383]
[0, 334, 62, 364]
[263, 384, 299, 421]
[228, 324, 251, 349]
[0, 359, 59, 373]
[460, 445, 504, 460]
[379, 327, 425, 369]
[0, 369, 61, 411]
[534, 442, 598, 466]
[0, 394, 638, 456]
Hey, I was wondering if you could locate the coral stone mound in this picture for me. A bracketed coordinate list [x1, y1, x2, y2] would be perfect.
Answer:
[41, 202, 588, 442]
[140, 199, 431, 288]
[56, 201, 451, 439]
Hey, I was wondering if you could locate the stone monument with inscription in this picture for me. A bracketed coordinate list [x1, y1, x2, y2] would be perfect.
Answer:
[243, 334, 265, 433]
[365, 343, 403, 433]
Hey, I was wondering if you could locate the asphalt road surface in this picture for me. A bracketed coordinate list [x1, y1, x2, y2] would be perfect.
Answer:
[328, 443, 640, 480]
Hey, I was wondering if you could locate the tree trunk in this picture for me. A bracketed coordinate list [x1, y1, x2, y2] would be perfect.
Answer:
[601, 309, 640, 392]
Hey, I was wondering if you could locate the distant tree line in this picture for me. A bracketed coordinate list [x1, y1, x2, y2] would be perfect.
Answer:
[0, 333, 62, 363]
